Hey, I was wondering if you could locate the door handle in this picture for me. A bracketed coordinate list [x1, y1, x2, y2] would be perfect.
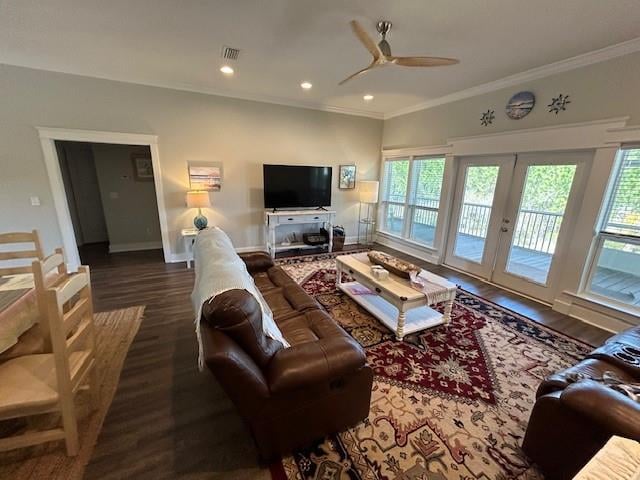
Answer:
[502, 218, 510, 224]
[500, 227, 508, 232]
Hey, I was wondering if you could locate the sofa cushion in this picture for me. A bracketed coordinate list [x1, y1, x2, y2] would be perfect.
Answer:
[253, 266, 297, 292]
[267, 309, 367, 393]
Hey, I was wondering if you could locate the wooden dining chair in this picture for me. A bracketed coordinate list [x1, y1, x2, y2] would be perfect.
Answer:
[0, 266, 98, 456]
[0, 230, 44, 275]
[31, 248, 69, 349]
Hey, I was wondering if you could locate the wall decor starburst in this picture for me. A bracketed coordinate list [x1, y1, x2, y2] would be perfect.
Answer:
[547, 94, 571, 114]
[480, 109, 495, 126]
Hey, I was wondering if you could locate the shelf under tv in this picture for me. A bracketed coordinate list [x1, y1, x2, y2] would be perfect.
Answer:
[264, 209, 336, 259]
[273, 242, 329, 252]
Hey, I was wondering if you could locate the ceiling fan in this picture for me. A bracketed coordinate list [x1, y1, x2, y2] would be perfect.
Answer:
[339, 20, 459, 85]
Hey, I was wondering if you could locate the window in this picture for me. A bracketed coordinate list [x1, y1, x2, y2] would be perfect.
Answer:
[585, 148, 640, 308]
[380, 155, 446, 248]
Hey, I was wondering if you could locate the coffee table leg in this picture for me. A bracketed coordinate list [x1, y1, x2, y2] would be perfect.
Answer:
[396, 310, 406, 341]
[336, 262, 342, 289]
[443, 298, 454, 325]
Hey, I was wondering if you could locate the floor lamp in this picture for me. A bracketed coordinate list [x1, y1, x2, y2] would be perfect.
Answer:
[358, 180, 379, 246]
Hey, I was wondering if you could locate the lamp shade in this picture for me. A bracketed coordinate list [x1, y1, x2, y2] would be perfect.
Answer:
[186, 190, 211, 208]
[358, 181, 379, 203]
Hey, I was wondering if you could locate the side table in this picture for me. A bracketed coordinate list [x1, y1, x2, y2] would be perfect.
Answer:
[181, 228, 199, 268]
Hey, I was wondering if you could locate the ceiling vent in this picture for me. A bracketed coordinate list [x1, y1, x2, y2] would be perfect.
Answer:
[221, 46, 240, 61]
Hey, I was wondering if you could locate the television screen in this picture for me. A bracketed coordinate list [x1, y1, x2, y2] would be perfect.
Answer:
[263, 164, 332, 209]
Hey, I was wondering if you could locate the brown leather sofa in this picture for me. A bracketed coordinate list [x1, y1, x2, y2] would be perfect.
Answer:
[199, 252, 373, 460]
[523, 325, 640, 479]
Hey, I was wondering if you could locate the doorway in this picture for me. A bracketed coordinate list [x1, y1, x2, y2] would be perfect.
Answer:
[444, 151, 590, 302]
[55, 140, 163, 267]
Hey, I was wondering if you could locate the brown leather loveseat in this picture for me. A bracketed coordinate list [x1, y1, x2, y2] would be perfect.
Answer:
[522, 325, 640, 479]
[199, 252, 373, 460]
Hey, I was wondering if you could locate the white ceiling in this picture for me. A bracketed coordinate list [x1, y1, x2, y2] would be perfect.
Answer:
[2, 0, 640, 119]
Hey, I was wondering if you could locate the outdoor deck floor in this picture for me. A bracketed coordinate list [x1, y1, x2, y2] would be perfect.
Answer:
[394, 221, 640, 305]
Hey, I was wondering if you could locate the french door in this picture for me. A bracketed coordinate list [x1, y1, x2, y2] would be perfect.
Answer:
[445, 151, 590, 302]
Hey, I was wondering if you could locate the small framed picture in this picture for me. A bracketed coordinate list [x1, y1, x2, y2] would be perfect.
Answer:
[189, 162, 223, 191]
[132, 153, 154, 181]
[338, 164, 356, 189]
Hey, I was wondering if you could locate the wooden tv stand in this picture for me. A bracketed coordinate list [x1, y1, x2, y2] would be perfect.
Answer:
[265, 209, 336, 258]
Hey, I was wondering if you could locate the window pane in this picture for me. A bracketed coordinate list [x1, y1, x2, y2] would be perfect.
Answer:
[604, 148, 640, 237]
[383, 159, 409, 203]
[384, 204, 405, 235]
[505, 164, 576, 284]
[411, 157, 445, 208]
[409, 157, 445, 247]
[453, 166, 500, 262]
[589, 239, 640, 307]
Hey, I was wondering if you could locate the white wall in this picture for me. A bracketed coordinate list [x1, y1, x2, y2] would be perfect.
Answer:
[383, 52, 640, 148]
[91, 143, 162, 251]
[0, 64, 383, 258]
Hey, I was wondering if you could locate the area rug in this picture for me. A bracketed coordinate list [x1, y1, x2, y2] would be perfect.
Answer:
[273, 257, 592, 480]
[0, 306, 145, 480]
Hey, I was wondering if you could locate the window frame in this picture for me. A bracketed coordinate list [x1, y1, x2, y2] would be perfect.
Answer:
[581, 147, 640, 311]
[379, 153, 448, 250]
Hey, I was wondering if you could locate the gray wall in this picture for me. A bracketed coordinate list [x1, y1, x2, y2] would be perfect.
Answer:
[383, 52, 640, 148]
[0, 64, 383, 257]
[91, 143, 162, 250]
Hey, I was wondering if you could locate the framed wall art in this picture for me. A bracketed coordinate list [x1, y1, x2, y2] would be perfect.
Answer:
[188, 162, 223, 191]
[132, 152, 154, 181]
[338, 164, 356, 189]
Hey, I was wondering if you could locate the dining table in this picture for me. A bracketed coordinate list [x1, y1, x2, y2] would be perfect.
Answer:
[0, 272, 41, 356]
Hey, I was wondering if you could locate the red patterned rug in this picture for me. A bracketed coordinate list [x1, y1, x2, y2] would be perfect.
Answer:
[271, 255, 592, 480]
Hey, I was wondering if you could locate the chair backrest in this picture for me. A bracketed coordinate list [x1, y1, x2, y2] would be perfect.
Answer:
[45, 265, 96, 397]
[32, 248, 68, 346]
[0, 230, 44, 276]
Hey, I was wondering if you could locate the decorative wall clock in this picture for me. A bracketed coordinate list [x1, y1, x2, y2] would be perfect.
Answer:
[505, 91, 535, 119]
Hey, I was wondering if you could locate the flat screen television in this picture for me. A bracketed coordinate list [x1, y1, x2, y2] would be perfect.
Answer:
[263, 164, 332, 209]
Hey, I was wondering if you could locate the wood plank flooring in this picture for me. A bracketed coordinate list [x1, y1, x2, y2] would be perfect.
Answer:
[83, 245, 612, 479]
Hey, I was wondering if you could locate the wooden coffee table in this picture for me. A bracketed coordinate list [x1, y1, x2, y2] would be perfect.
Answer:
[336, 253, 456, 341]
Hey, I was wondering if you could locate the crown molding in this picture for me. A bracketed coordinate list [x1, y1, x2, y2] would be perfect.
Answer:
[0, 62, 385, 120]
[4, 36, 640, 122]
[384, 37, 640, 120]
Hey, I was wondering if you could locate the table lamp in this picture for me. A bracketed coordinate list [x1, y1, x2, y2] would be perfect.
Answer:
[186, 190, 211, 230]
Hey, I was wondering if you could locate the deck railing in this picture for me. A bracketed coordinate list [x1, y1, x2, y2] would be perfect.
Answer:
[384, 195, 565, 254]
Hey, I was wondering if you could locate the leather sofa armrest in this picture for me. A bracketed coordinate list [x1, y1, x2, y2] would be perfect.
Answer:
[560, 380, 640, 440]
[267, 335, 366, 394]
[240, 252, 274, 275]
[201, 323, 270, 417]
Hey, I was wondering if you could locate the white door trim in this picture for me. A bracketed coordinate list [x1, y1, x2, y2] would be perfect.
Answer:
[36, 127, 169, 271]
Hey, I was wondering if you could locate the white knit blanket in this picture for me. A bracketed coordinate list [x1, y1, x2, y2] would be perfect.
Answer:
[190, 228, 288, 371]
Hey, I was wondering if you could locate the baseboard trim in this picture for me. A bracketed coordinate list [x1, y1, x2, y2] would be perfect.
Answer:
[109, 241, 163, 253]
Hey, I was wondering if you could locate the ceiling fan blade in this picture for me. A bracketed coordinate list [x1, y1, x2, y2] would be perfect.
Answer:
[338, 64, 376, 85]
[391, 56, 459, 67]
[350, 20, 383, 60]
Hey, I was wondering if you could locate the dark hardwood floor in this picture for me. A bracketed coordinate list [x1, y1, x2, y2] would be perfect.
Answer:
[83, 244, 612, 479]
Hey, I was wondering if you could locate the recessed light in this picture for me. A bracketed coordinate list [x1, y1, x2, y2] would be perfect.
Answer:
[363, 94, 374, 101]
[300, 81, 312, 90]
[220, 65, 234, 75]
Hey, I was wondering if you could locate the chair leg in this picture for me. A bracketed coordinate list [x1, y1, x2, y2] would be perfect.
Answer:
[59, 398, 80, 456]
